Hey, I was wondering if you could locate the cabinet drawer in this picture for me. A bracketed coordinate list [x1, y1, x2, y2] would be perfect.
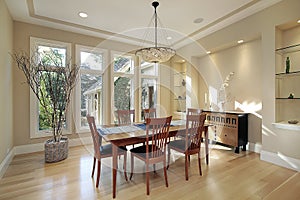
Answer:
[218, 128, 238, 147]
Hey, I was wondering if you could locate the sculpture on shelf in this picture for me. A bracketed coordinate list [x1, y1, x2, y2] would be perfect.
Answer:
[218, 72, 235, 111]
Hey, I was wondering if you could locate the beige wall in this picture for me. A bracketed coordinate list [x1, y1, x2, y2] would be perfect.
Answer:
[179, 0, 300, 162]
[4, 0, 300, 170]
[13, 21, 173, 146]
[0, 0, 14, 166]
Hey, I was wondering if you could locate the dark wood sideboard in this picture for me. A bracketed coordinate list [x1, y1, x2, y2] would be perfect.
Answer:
[202, 110, 248, 153]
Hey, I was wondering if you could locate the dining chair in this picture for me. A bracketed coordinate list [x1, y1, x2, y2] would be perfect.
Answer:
[117, 109, 135, 125]
[86, 115, 128, 188]
[167, 113, 206, 180]
[143, 108, 156, 119]
[116, 109, 137, 148]
[187, 108, 202, 115]
[129, 116, 172, 195]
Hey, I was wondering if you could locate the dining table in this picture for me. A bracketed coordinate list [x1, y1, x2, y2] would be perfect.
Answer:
[98, 120, 210, 198]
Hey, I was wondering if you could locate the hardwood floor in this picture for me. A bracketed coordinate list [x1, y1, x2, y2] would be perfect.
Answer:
[0, 144, 299, 200]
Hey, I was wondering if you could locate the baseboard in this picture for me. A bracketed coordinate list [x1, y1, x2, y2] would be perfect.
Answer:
[248, 142, 262, 153]
[14, 142, 44, 155]
[0, 137, 90, 179]
[261, 150, 300, 172]
[0, 148, 15, 179]
[14, 137, 88, 155]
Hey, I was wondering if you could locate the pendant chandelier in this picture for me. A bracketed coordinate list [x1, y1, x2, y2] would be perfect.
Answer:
[135, 1, 176, 63]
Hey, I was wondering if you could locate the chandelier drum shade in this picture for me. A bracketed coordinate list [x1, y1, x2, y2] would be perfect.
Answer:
[135, 1, 176, 63]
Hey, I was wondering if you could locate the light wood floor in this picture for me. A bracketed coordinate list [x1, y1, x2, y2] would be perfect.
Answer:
[0, 144, 300, 200]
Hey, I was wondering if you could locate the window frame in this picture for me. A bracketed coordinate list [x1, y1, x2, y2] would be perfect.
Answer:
[29, 37, 72, 138]
[139, 62, 160, 120]
[75, 45, 107, 133]
[111, 51, 136, 123]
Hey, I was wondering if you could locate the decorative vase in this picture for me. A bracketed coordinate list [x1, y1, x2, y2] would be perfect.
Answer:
[45, 137, 68, 163]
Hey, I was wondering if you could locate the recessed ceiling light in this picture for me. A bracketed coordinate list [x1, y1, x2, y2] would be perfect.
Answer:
[166, 36, 172, 40]
[297, 19, 300, 23]
[182, 59, 185, 62]
[78, 12, 88, 18]
[193, 18, 203, 24]
[237, 40, 244, 44]
[206, 51, 211, 54]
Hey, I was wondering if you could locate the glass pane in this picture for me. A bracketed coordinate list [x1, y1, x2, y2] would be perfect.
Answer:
[38, 45, 67, 67]
[80, 51, 103, 70]
[114, 76, 133, 122]
[38, 71, 67, 131]
[80, 74, 102, 127]
[141, 61, 158, 76]
[113, 54, 134, 73]
[141, 78, 157, 119]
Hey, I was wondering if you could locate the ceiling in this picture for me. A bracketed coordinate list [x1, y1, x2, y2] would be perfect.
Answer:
[6, 0, 282, 49]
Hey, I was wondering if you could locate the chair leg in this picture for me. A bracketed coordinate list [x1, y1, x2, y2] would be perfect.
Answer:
[96, 160, 101, 188]
[153, 164, 156, 173]
[146, 164, 150, 195]
[188, 155, 191, 167]
[185, 154, 189, 181]
[91, 157, 96, 178]
[198, 153, 202, 176]
[123, 152, 128, 181]
[167, 146, 170, 170]
[163, 159, 169, 187]
[130, 153, 134, 180]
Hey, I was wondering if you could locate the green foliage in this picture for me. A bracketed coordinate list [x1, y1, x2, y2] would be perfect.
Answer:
[114, 76, 131, 110]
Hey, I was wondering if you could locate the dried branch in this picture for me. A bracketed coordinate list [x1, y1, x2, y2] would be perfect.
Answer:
[11, 50, 79, 142]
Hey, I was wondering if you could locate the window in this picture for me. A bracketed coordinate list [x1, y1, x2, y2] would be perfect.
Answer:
[140, 61, 159, 120]
[75, 45, 107, 132]
[112, 52, 135, 123]
[29, 37, 72, 138]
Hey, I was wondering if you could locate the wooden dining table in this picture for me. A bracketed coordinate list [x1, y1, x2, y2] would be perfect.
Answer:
[98, 121, 210, 198]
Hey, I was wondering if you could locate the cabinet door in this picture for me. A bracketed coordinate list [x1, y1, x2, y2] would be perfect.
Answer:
[218, 126, 238, 147]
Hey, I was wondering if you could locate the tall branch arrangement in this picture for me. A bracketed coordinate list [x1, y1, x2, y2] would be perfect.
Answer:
[12, 50, 79, 142]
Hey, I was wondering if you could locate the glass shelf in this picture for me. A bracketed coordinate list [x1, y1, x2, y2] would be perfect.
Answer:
[275, 98, 300, 100]
[276, 70, 300, 76]
[275, 43, 300, 54]
[174, 71, 186, 75]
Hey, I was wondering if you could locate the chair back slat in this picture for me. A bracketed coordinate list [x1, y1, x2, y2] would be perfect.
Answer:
[187, 108, 203, 115]
[145, 116, 172, 159]
[87, 115, 102, 160]
[143, 108, 157, 119]
[117, 110, 135, 125]
[185, 114, 206, 151]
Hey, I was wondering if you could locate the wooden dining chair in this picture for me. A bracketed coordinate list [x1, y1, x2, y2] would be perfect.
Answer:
[143, 108, 156, 119]
[167, 113, 206, 180]
[117, 109, 135, 125]
[187, 108, 202, 115]
[129, 116, 172, 195]
[86, 115, 128, 188]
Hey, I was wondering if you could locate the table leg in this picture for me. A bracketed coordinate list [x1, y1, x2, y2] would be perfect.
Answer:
[205, 126, 209, 165]
[112, 144, 117, 198]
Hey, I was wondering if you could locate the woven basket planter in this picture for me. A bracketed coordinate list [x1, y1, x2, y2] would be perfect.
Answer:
[45, 137, 68, 163]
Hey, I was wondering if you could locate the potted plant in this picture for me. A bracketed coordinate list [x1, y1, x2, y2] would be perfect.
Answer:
[12, 50, 79, 163]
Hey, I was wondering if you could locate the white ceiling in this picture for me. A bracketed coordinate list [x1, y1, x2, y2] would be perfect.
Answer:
[5, 0, 281, 49]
